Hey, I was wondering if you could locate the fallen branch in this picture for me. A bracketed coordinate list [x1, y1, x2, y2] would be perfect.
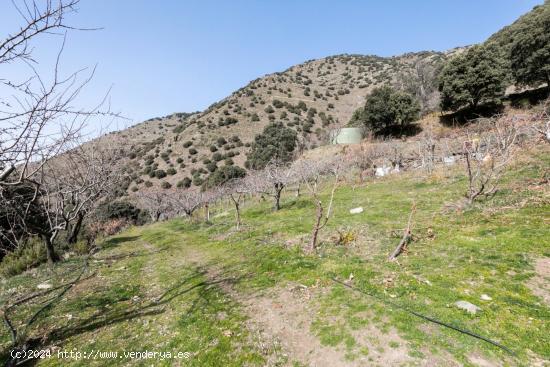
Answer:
[388, 202, 416, 261]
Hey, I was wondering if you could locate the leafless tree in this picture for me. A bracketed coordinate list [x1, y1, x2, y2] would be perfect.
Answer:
[222, 177, 253, 229]
[170, 189, 204, 218]
[462, 116, 518, 204]
[246, 161, 295, 211]
[416, 128, 437, 173]
[293, 157, 344, 253]
[133, 189, 172, 222]
[18, 141, 122, 263]
[395, 57, 440, 114]
[0, 1, 123, 264]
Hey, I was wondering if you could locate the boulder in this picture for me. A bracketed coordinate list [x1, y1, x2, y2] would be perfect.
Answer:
[455, 300, 481, 314]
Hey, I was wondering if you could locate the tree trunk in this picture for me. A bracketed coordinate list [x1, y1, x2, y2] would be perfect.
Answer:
[309, 200, 323, 253]
[67, 212, 84, 244]
[273, 183, 283, 211]
[230, 194, 241, 229]
[42, 234, 59, 264]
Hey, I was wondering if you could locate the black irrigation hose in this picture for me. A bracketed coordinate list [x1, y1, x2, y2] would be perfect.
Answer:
[331, 278, 516, 356]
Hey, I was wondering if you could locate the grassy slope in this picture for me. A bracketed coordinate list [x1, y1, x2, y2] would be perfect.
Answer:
[0, 147, 548, 366]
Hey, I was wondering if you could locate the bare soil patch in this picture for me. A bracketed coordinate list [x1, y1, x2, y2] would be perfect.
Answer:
[528, 257, 550, 306]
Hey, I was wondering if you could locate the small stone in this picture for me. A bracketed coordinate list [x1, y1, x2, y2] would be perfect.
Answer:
[455, 300, 481, 314]
[37, 282, 52, 290]
[480, 294, 492, 301]
[222, 330, 233, 337]
[349, 207, 364, 214]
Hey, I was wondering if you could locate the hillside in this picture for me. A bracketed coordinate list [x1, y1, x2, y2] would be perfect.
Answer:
[106, 50, 459, 193]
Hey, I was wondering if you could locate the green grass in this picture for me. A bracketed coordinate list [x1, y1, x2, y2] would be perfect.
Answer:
[0, 147, 548, 366]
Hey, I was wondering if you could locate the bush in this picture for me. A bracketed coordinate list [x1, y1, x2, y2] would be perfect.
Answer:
[167, 168, 177, 175]
[189, 148, 198, 155]
[95, 200, 146, 224]
[510, 4, 550, 87]
[0, 238, 45, 277]
[438, 45, 506, 111]
[161, 181, 172, 189]
[206, 162, 218, 172]
[355, 86, 420, 134]
[177, 177, 192, 188]
[205, 165, 246, 187]
[155, 169, 167, 179]
[183, 141, 193, 148]
[245, 122, 298, 169]
[209, 145, 218, 152]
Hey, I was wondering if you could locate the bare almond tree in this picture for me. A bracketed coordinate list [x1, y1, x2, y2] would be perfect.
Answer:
[133, 189, 172, 222]
[170, 189, 204, 218]
[463, 116, 518, 204]
[293, 157, 344, 253]
[246, 161, 295, 211]
[20, 141, 122, 262]
[222, 177, 253, 229]
[417, 128, 437, 173]
[0, 1, 122, 263]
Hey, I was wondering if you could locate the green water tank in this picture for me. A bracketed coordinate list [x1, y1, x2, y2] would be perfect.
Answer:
[330, 127, 363, 144]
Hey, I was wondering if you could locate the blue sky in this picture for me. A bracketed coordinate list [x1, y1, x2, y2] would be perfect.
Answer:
[0, 0, 543, 130]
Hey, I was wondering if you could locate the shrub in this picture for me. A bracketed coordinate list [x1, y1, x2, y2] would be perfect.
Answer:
[205, 165, 246, 187]
[189, 148, 198, 155]
[510, 4, 550, 87]
[356, 85, 420, 134]
[438, 45, 506, 111]
[177, 177, 192, 188]
[245, 122, 297, 170]
[155, 169, 167, 179]
[206, 162, 218, 172]
[154, 169, 166, 178]
[95, 200, 146, 224]
[167, 168, 177, 175]
[183, 141, 193, 148]
[161, 181, 172, 189]
[0, 238, 45, 277]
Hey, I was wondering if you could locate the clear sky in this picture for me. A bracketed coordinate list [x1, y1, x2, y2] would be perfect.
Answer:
[0, 0, 543, 130]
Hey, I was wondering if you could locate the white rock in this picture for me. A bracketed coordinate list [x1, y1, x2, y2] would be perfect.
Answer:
[455, 300, 481, 314]
[375, 166, 391, 177]
[480, 294, 492, 301]
[443, 156, 456, 165]
[349, 207, 364, 214]
[37, 282, 52, 290]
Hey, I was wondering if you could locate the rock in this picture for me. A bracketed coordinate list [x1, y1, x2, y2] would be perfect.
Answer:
[222, 330, 233, 337]
[37, 282, 52, 290]
[480, 294, 492, 301]
[443, 156, 456, 165]
[349, 207, 364, 214]
[455, 300, 481, 314]
[375, 166, 391, 177]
